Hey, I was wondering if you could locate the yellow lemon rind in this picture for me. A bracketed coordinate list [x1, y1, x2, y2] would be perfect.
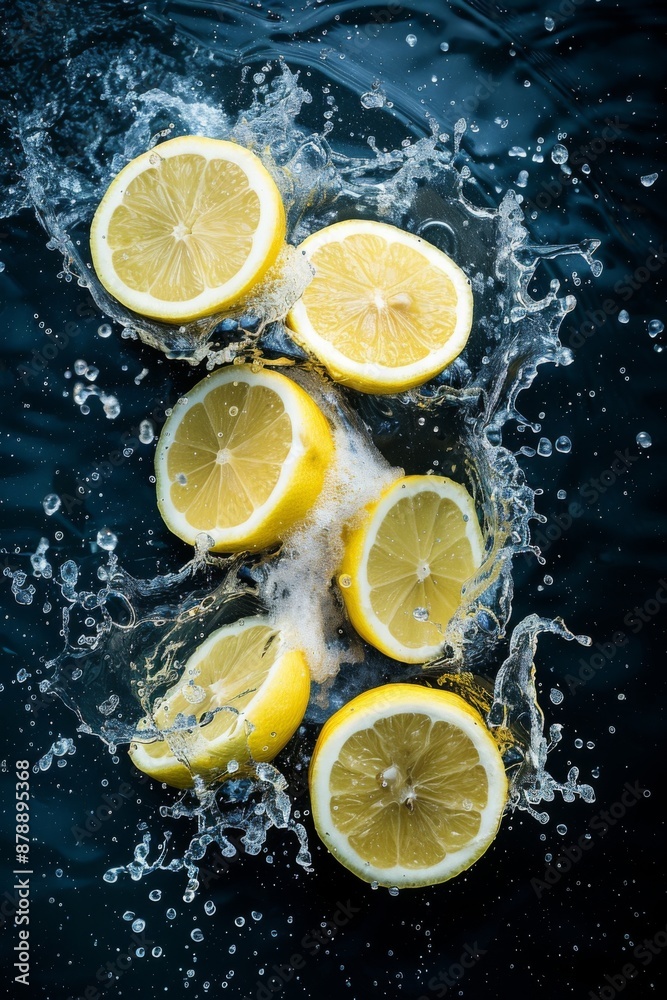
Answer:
[287, 219, 474, 394]
[309, 684, 508, 888]
[129, 617, 311, 789]
[338, 475, 485, 663]
[154, 365, 335, 553]
[90, 135, 286, 324]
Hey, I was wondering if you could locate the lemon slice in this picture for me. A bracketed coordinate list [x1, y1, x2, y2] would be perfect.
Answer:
[338, 475, 484, 663]
[287, 219, 473, 394]
[90, 136, 286, 323]
[155, 364, 334, 552]
[129, 616, 311, 788]
[309, 684, 507, 887]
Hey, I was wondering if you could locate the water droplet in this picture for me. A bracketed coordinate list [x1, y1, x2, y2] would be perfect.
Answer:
[574, 738, 583, 749]
[42, 493, 61, 516]
[551, 143, 569, 165]
[338, 574, 352, 589]
[388, 886, 400, 897]
[648, 319, 664, 338]
[555, 435, 571, 453]
[405, 33, 417, 47]
[139, 419, 154, 444]
[251, 911, 262, 921]
[544, 15, 555, 30]
[641, 172, 658, 187]
[234, 916, 245, 927]
[550, 688, 564, 705]
[132, 918, 146, 933]
[123, 911, 135, 922]
[618, 310, 630, 324]
[96, 528, 118, 551]
[149, 890, 162, 902]
[537, 437, 553, 457]
[557, 489, 567, 499]
[636, 431, 652, 449]
[152, 947, 162, 958]
[191, 929, 204, 942]
[204, 901, 216, 916]
[439, 41, 449, 52]
[166, 908, 177, 920]
[412, 607, 429, 621]
[98, 323, 112, 338]
[360, 90, 386, 110]
[556, 824, 567, 835]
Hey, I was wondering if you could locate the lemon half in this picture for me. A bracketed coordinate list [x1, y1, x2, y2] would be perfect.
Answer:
[129, 617, 311, 788]
[287, 219, 474, 394]
[90, 135, 286, 323]
[155, 364, 334, 552]
[309, 684, 507, 887]
[338, 475, 485, 663]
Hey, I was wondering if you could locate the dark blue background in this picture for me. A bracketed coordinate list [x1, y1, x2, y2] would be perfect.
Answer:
[1, 2, 665, 998]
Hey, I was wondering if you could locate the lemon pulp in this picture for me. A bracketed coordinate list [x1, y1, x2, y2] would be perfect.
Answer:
[129, 617, 311, 789]
[90, 135, 286, 322]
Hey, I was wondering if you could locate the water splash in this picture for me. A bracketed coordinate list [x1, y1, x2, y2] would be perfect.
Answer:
[4, 57, 603, 887]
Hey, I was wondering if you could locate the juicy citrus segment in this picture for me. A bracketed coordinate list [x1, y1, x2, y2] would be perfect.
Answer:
[90, 136, 286, 322]
[155, 365, 334, 552]
[287, 220, 473, 393]
[338, 475, 485, 663]
[129, 617, 311, 788]
[309, 684, 507, 887]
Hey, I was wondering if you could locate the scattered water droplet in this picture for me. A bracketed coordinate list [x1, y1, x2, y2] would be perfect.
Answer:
[618, 310, 630, 323]
[556, 824, 567, 835]
[97, 323, 112, 338]
[96, 528, 118, 551]
[537, 437, 553, 457]
[640, 172, 658, 187]
[555, 436, 571, 453]
[132, 918, 146, 933]
[648, 319, 664, 338]
[636, 431, 652, 449]
[439, 41, 449, 52]
[42, 493, 61, 516]
[405, 34, 417, 47]
[191, 928, 204, 942]
[551, 143, 569, 165]
[544, 15, 555, 31]
[149, 890, 162, 902]
[550, 688, 564, 705]
[412, 607, 429, 621]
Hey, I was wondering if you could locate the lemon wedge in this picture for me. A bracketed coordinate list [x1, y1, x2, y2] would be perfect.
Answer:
[155, 364, 334, 553]
[90, 136, 285, 323]
[129, 616, 311, 788]
[309, 684, 507, 887]
[287, 219, 473, 394]
[338, 475, 484, 663]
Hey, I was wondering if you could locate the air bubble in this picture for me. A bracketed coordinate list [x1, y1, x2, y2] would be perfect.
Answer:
[191, 929, 204, 942]
[42, 493, 61, 516]
[636, 431, 652, 449]
[551, 144, 569, 165]
[98, 324, 112, 338]
[555, 436, 571, 453]
[405, 34, 417, 47]
[96, 528, 118, 551]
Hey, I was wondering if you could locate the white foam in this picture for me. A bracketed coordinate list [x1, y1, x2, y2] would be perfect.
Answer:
[255, 378, 401, 683]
